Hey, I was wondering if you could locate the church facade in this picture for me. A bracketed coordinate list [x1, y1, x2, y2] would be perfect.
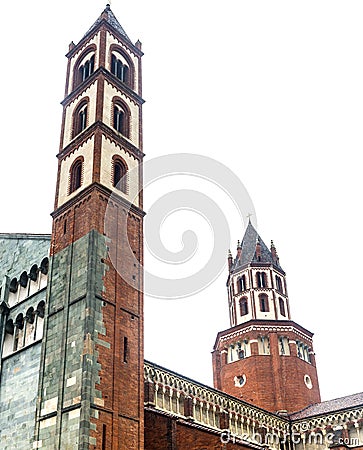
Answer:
[0, 6, 362, 450]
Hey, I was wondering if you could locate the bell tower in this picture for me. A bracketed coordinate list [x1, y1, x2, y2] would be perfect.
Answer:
[212, 221, 321, 414]
[35, 5, 145, 449]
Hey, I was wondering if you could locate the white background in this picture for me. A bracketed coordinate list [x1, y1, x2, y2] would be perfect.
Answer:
[0, 1, 362, 402]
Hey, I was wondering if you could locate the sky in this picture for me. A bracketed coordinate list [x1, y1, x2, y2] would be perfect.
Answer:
[0, 0, 362, 402]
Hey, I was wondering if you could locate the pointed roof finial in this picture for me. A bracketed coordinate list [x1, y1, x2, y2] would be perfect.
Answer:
[270, 240, 280, 264]
[246, 213, 253, 223]
[85, 4, 131, 42]
[227, 249, 233, 272]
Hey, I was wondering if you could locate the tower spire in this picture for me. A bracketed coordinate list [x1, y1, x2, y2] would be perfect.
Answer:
[213, 222, 321, 414]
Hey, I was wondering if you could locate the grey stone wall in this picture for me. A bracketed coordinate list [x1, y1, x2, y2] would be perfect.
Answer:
[0, 342, 42, 449]
[0, 234, 50, 281]
[36, 230, 107, 449]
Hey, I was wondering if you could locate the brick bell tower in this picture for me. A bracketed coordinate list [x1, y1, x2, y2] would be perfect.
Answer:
[212, 220, 321, 414]
[35, 5, 145, 449]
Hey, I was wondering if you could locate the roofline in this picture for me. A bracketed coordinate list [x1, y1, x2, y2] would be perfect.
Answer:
[145, 360, 363, 424]
[66, 19, 143, 60]
[230, 261, 286, 278]
[290, 392, 363, 420]
[144, 359, 286, 420]
[0, 233, 51, 240]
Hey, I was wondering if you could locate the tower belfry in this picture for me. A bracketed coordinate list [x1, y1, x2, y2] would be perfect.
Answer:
[212, 221, 321, 413]
[35, 5, 145, 448]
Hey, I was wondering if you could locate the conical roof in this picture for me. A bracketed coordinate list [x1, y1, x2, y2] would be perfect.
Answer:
[231, 220, 283, 272]
[85, 4, 131, 42]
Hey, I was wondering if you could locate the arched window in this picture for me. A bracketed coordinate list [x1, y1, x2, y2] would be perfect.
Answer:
[72, 46, 97, 89]
[109, 45, 135, 89]
[111, 54, 129, 83]
[279, 336, 290, 355]
[73, 100, 88, 137]
[9, 277, 18, 293]
[275, 275, 283, 292]
[20, 271, 28, 288]
[239, 297, 248, 316]
[112, 157, 128, 193]
[14, 314, 24, 351]
[259, 294, 269, 312]
[3, 319, 14, 357]
[258, 336, 270, 355]
[29, 264, 38, 282]
[40, 258, 49, 275]
[256, 271, 267, 288]
[78, 55, 95, 84]
[279, 297, 286, 316]
[25, 307, 35, 346]
[36, 301, 45, 319]
[35, 301, 46, 341]
[69, 158, 83, 194]
[237, 275, 246, 293]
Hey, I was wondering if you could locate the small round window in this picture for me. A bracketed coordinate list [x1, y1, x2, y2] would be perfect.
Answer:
[234, 374, 247, 387]
[304, 374, 313, 389]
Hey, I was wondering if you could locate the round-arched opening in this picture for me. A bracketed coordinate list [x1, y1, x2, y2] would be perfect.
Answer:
[9, 278, 18, 293]
[40, 258, 49, 275]
[5, 319, 14, 335]
[29, 264, 38, 281]
[15, 313, 24, 330]
[36, 301, 46, 319]
[26, 307, 35, 324]
[20, 271, 28, 288]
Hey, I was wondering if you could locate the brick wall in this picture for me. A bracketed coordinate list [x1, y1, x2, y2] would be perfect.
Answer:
[213, 324, 321, 413]
[145, 410, 252, 450]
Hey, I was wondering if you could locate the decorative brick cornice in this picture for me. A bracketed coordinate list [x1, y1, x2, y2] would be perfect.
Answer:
[51, 182, 145, 221]
[57, 121, 144, 162]
[61, 67, 144, 109]
[214, 320, 314, 350]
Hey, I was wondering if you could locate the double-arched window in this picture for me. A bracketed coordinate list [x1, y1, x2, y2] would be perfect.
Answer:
[110, 46, 134, 89]
[111, 54, 129, 83]
[79, 55, 94, 83]
[73, 46, 96, 89]
[256, 271, 267, 288]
